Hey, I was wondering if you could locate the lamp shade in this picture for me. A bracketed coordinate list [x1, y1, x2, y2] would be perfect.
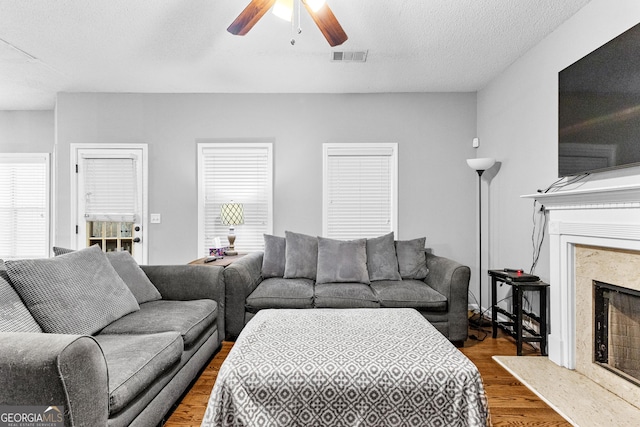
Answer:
[220, 203, 244, 226]
[466, 157, 496, 171]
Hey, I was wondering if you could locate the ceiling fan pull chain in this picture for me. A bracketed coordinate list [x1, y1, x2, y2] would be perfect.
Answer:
[290, 0, 296, 45]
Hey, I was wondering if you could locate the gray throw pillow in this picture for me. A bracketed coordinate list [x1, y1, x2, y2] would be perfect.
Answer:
[366, 232, 402, 281]
[283, 231, 318, 280]
[395, 237, 430, 280]
[53, 246, 75, 256]
[316, 237, 370, 284]
[5, 245, 140, 335]
[106, 251, 162, 303]
[261, 234, 286, 278]
[0, 270, 43, 333]
[52, 247, 162, 303]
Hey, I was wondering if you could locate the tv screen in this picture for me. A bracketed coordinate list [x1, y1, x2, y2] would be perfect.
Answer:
[558, 22, 640, 177]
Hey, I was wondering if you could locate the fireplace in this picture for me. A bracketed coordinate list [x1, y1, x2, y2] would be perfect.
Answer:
[524, 183, 640, 407]
[594, 280, 640, 387]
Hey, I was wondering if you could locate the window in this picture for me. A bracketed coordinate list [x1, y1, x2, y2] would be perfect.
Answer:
[198, 142, 273, 255]
[0, 153, 50, 259]
[323, 143, 398, 240]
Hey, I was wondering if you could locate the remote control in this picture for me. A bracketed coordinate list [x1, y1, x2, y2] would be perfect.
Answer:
[504, 268, 524, 273]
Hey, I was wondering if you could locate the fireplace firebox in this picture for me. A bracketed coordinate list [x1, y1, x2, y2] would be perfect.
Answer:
[594, 280, 640, 387]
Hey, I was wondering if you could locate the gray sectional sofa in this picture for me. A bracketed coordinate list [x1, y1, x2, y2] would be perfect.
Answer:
[0, 245, 225, 427]
[224, 231, 471, 344]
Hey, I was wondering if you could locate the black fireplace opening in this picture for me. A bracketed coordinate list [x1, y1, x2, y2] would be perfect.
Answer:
[594, 280, 640, 387]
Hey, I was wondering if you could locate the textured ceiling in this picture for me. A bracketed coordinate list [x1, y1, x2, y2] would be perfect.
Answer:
[0, 0, 591, 110]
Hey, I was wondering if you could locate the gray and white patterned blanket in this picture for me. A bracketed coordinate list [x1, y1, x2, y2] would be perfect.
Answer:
[202, 309, 489, 427]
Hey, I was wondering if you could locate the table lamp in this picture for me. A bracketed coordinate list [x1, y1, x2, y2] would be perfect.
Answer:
[220, 202, 244, 256]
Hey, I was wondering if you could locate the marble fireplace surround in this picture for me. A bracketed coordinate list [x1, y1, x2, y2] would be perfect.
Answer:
[524, 183, 640, 405]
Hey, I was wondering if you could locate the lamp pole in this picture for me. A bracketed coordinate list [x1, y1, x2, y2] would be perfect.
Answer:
[476, 169, 485, 323]
[466, 157, 495, 326]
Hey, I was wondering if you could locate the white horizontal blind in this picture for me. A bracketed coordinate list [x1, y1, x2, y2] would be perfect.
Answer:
[324, 144, 397, 240]
[199, 143, 272, 254]
[0, 154, 50, 259]
[82, 156, 138, 222]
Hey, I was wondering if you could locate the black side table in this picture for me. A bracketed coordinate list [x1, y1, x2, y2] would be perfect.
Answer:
[488, 270, 549, 356]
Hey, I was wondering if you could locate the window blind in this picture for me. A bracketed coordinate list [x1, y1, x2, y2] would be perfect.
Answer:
[324, 144, 397, 240]
[199, 144, 272, 254]
[82, 156, 138, 222]
[0, 154, 49, 259]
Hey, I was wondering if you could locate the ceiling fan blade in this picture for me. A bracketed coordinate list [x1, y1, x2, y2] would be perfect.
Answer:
[227, 0, 277, 36]
[302, 1, 348, 47]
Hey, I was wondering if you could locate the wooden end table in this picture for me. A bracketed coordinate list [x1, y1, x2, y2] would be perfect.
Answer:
[189, 254, 246, 267]
[488, 269, 549, 356]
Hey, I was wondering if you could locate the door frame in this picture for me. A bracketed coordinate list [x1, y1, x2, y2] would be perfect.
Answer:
[70, 143, 149, 264]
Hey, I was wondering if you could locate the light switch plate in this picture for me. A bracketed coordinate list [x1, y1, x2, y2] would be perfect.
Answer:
[150, 213, 161, 224]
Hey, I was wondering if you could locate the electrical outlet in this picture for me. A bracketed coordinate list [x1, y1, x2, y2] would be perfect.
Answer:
[150, 213, 161, 224]
[472, 137, 479, 148]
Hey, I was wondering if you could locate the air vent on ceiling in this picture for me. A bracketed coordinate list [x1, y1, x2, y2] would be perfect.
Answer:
[331, 50, 368, 62]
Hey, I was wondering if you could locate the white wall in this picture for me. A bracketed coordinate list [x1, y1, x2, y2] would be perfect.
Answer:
[55, 92, 478, 266]
[477, 0, 640, 311]
[0, 110, 54, 153]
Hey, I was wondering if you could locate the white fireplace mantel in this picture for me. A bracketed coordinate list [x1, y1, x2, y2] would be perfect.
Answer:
[522, 183, 640, 210]
[521, 183, 640, 369]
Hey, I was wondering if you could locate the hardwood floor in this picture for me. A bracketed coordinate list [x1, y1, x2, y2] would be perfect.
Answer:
[164, 326, 570, 427]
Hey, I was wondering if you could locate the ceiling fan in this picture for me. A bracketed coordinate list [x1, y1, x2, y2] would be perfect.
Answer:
[227, 0, 348, 47]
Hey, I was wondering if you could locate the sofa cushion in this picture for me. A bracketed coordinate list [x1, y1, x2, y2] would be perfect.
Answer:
[52, 246, 75, 256]
[366, 232, 402, 281]
[52, 247, 162, 304]
[100, 299, 217, 349]
[261, 234, 286, 278]
[316, 237, 370, 284]
[395, 237, 430, 280]
[0, 270, 43, 333]
[314, 283, 380, 308]
[246, 277, 314, 311]
[106, 251, 162, 304]
[5, 245, 140, 335]
[283, 231, 318, 280]
[371, 280, 447, 311]
[94, 332, 182, 415]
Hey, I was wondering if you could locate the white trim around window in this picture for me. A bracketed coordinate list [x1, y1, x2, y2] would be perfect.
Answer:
[323, 142, 398, 240]
[197, 141, 273, 256]
[0, 153, 51, 259]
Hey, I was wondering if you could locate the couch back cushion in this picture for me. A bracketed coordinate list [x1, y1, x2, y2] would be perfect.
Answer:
[283, 231, 318, 280]
[5, 245, 140, 335]
[54, 247, 162, 304]
[395, 237, 430, 280]
[366, 232, 402, 281]
[316, 237, 370, 284]
[106, 251, 162, 304]
[261, 234, 286, 278]
[0, 270, 43, 333]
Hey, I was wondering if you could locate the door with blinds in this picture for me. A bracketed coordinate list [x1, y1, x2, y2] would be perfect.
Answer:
[74, 145, 146, 263]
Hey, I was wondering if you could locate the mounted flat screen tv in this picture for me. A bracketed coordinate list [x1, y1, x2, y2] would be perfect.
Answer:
[558, 22, 640, 177]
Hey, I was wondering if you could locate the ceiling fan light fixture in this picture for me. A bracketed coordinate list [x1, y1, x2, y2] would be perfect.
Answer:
[304, 0, 326, 13]
[272, 0, 293, 21]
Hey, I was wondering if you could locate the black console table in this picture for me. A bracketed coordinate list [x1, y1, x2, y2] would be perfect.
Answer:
[488, 270, 549, 356]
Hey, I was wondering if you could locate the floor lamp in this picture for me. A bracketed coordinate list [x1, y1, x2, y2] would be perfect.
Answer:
[466, 157, 496, 326]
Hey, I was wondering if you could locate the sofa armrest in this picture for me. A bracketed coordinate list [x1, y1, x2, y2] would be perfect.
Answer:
[223, 252, 264, 339]
[424, 253, 471, 342]
[141, 264, 226, 343]
[0, 332, 108, 427]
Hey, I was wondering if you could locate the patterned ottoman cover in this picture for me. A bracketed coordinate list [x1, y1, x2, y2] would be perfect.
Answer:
[202, 308, 489, 426]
